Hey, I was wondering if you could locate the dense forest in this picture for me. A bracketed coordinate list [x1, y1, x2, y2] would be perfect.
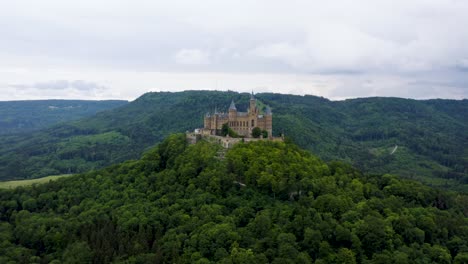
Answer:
[0, 100, 128, 135]
[0, 91, 466, 192]
[0, 134, 467, 263]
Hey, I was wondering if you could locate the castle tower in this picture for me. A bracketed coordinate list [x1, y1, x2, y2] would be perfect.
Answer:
[264, 106, 273, 138]
[249, 91, 257, 114]
[212, 107, 219, 134]
[204, 113, 211, 129]
[229, 100, 237, 120]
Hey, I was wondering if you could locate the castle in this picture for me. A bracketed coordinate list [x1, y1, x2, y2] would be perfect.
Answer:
[201, 93, 272, 138]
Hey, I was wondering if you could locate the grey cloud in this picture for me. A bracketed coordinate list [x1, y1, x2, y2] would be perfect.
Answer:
[1, 1, 465, 74]
[456, 59, 468, 71]
[34, 80, 69, 90]
[9, 80, 106, 91]
[0, 0, 468, 99]
[69, 80, 106, 91]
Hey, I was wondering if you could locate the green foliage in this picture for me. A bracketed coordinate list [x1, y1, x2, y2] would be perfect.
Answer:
[221, 123, 239, 138]
[0, 91, 466, 192]
[221, 123, 229, 137]
[251, 127, 262, 138]
[0, 136, 467, 263]
[62, 241, 93, 263]
[0, 174, 72, 189]
[0, 100, 127, 135]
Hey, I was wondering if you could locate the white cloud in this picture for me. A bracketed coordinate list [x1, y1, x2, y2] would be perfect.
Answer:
[9, 80, 106, 91]
[0, 0, 467, 100]
[175, 49, 211, 65]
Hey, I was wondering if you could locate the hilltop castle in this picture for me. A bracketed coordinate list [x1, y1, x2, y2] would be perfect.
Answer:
[201, 93, 272, 138]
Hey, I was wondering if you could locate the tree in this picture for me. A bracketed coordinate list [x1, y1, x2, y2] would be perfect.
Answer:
[62, 242, 93, 264]
[0, 136, 467, 263]
[336, 248, 356, 264]
[252, 127, 262, 138]
[221, 123, 229, 137]
[221, 123, 239, 137]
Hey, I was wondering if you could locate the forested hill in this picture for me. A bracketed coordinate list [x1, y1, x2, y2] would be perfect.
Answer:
[0, 91, 466, 192]
[0, 135, 467, 263]
[0, 100, 128, 135]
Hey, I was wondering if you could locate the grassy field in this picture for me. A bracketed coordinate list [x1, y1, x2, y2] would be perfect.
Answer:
[0, 174, 73, 189]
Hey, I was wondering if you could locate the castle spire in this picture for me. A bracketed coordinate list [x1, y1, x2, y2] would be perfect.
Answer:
[249, 91, 257, 114]
[265, 105, 272, 115]
[229, 100, 237, 111]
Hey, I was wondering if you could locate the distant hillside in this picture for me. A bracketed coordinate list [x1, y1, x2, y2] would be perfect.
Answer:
[0, 135, 467, 263]
[0, 91, 466, 192]
[0, 100, 128, 135]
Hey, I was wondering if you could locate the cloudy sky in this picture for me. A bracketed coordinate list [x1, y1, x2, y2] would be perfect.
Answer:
[1, 0, 468, 101]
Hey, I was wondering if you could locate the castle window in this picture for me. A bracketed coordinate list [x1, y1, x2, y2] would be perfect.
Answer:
[251, 120, 255, 127]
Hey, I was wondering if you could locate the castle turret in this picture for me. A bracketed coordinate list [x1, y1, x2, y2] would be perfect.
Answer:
[264, 106, 272, 116]
[249, 92, 257, 115]
[264, 106, 273, 138]
[204, 112, 211, 129]
[229, 100, 237, 120]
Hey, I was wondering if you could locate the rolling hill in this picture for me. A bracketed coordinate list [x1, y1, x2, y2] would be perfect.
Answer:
[0, 91, 466, 191]
[0, 135, 467, 263]
[0, 100, 128, 135]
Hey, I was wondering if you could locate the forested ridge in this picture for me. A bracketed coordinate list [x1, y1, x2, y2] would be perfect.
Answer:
[0, 91, 466, 192]
[0, 134, 467, 263]
[0, 100, 128, 135]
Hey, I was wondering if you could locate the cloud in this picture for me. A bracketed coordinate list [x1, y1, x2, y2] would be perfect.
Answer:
[10, 80, 106, 91]
[175, 49, 211, 65]
[0, 0, 467, 100]
[69, 80, 106, 91]
[3, 80, 110, 100]
[33, 80, 69, 90]
[457, 59, 468, 71]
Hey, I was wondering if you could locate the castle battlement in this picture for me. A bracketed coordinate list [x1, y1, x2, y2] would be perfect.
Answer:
[186, 133, 284, 149]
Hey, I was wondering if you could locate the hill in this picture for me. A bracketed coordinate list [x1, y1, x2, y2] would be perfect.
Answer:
[0, 91, 466, 192]
[0, 135, 467, 263]
[0, 100, 128, 135]
[0, 174, 72, 189]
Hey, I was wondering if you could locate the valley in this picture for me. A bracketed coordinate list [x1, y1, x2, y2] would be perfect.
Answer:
[0, 91, 466, 191]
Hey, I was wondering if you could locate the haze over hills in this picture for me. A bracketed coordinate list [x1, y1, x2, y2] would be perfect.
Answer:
[0, 100, 128, 135]
[0, 91, 466, 192]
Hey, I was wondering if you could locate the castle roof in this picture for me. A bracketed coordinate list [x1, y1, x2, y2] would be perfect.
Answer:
[250, 91, 255, 100]
[229, 100, 237, 111]
[265, 105, 272, 115]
